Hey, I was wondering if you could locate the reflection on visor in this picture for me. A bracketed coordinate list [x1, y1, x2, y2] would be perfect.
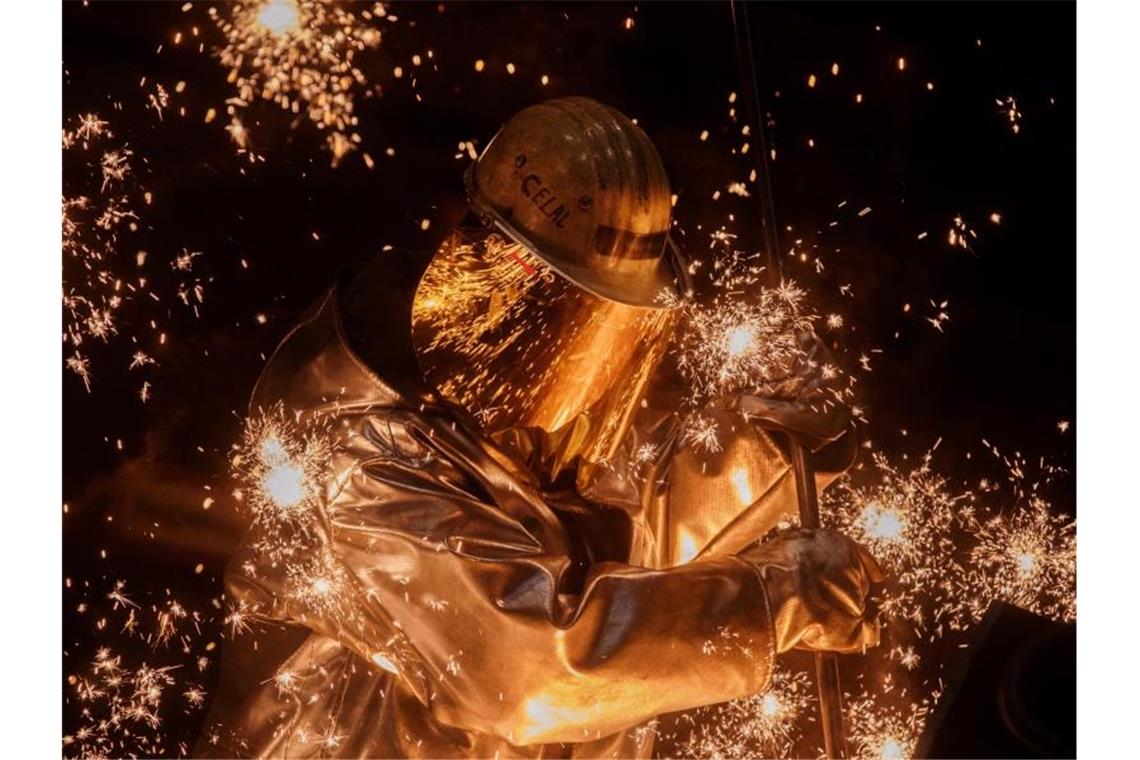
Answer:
[412, 230, 678, 471]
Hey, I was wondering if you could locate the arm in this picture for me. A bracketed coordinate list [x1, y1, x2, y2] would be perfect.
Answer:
[227, 406, 879, 745]
[227, 407, 778, 745]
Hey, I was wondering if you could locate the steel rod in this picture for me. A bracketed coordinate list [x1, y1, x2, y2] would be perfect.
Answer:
[791, 440, 849, 759]
[728, 3, 847, 754]
[729, 0, 783, 280]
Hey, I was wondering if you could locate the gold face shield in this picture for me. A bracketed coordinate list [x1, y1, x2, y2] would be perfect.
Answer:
[411, 229, 681, 472]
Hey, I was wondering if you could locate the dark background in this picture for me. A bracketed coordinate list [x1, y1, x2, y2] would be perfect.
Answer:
[62, 1, 1074, 753]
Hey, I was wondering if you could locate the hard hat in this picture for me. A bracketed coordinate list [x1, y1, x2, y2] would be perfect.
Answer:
[465, 97, 682, 308]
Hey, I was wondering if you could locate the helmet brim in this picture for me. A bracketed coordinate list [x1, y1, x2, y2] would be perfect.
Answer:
[466, 165, 688, 309]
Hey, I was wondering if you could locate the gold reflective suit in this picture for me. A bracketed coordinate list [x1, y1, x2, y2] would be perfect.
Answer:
[197, 251, 853, 759]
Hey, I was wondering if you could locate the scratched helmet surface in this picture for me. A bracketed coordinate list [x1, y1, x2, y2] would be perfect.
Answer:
[466, 97, 680, 307]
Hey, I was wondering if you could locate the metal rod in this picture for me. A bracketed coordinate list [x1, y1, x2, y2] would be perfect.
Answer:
[728, 3, 846, 754]
[729, 0, 783, 280]
[791, 440, 849, 759]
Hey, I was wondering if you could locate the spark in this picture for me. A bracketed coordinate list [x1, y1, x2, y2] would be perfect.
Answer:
[209, 0, 386, 165]
[63, 111, 201, 390]
[107, 580, 140, 610]
[622, 441, 663, 480]
[285, 548, 351, 619]
[824, 450, 974, 638]
[947, 216, 977, 251]
[964, 496, 1075, 622]
[678, 669, 813, 759]
[153, 600, 187, 648]
[925, 300, 951, 332]
[62, 113, 138, 373]
[272, 669, 301, 693]
[998, 95, 1022, 134]
[231, 404, 366, 622]
[726, 181, 751, 197]
[846, 687, 928, 760]
[256, 0, 301, 34]
[633, 442, 660, 465]
[225, 116, 249, 149]
[75, 113, 110, 142]
[890, 645, 921, 671]
[100, 147, 133, 191]
[65, 584, 212, 758]
[423, 594, 450, 613]
[262, 460, 306, 508]
[320, 726, 345, 750]
[66, 352, 93, 392]
[673, 275, 816, 405]
[680, 414, 723, 455]
[146, 82, 170, 120]
[666, 243, 856, 455]
[234, 402, 336, 525]
[224, 600, 254, 637]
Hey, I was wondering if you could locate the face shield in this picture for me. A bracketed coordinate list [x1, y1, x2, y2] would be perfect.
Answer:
[411, 228, 682, 474]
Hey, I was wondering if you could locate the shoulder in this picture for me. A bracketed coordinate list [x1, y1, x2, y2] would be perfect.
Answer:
[337, 250, 434, 397]
[250, 250, 436, 415]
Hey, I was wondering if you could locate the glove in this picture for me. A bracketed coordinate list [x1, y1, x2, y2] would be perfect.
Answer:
[741, 528, 884, 654]
[708, 331, 851, 450]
